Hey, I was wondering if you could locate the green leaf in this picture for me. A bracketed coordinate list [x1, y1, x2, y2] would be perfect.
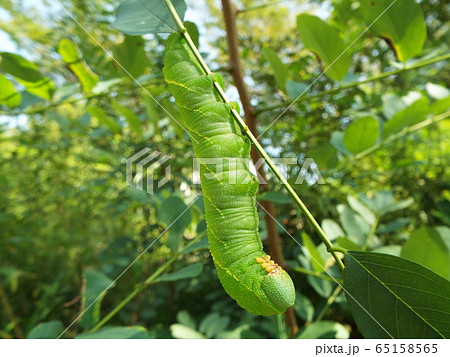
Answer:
[184, 21, 200, 48]
[181, 235, 209, 254]
[358, 190, 413, 216]
[298, 255, 335, 297]
[297, 14, 350, 81]
[360, 0, 426, 62]
[58, 39, 98, 92]
[431, 96, 450, 115]
[176, 310, 197, 329]
[171, 324, 206, 339]
[344, 251, 450, 338]
[216, 325, 251, 339]
[343, 116, 380, 154]
[321, 219, 345, 241]
[347, 195, 377, 225]
[0, 73, 21, 108]
[376, 217, 411, 234]
[79, 270, 114, 330]
[158, 196, 192, 251]
[27, 320, 63, 339]
[76, 326, 149, 339]
[286, 80, 308, 99]
[113, 35, 148, 78]
[401, 226, 450, 279]
[88, 106, 121, 134]
[199, 312, 230, 338]
[91, 78, 124, 95]
[0, 52, 54, 100]
[0, 52, 43, 82]
[112, 101, 142, 136]
[330, 131, 350, 154]
[261, 47, 288, 90]
[113, 0, 187, 35]
[307, 143, 338, 170]
[372, 245, 402, 256]
[296, 321, 349, 339]
[302, 232, 324, 272]
[337, 237, 361, 251]
[337, 204, 369, 246]
[258, 191, 291, 204]
[293, 292, 314, 322]
[156, 262, 202, 282]
[426, 83, 450, 100]
[382, 93, 407, 119]
[383, 97, 429, 138]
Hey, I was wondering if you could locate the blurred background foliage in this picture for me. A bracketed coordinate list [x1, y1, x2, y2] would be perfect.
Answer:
[0, 0, 449, 339]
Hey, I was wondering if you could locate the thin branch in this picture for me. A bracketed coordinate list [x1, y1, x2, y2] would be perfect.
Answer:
[87, 233, 206, 333]
[0, 283, 24, 339]
[238, 0, 292, 14]
[256, 52, 450, 114]
[2, 78, 163, 116]
[293, 267, 343, 284]
[354, 110, 450, 160]
[221, 0, 297, 336]
[164, 0, 345, 273]
[315, 286, 342, 322]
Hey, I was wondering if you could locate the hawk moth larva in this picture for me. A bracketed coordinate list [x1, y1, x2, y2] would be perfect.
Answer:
[163, 33, 295, 315]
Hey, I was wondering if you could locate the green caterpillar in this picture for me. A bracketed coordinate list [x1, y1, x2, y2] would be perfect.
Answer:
[163, 33, 295, 315]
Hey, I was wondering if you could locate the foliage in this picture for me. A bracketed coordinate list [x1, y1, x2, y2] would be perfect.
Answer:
[0, 0, 449, 339]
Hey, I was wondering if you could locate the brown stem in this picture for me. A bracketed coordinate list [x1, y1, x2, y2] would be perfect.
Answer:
[221, 0, 298, 336]
[0, 283, 24, 339]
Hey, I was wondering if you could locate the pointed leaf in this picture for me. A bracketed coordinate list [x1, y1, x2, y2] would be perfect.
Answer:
[27, 321, 63, 339]
[112, 101, 142, 136]
[158, 196, 192, 251]
[88, 106, 121, 134]
[156, 262, 202, 283]
[337, 204, 369, 246]
[383, 97, 429, 138]
[296, 321, 349, 339]
[0, 52, 54, 100]
[293, 292, 314, 322]
[199, 312, 230, 338]
[343, 116, 379, 154]
[76, 326, 149, 339]
[360, 0, 426, 62]
[302, 232, 324, 272]
[321, 219, 345, 241]
[401, 226, 450, 279]
[262, 47, 289, 90]
[307, 143, 338, 170]
[347, 195, 377, 225]
[114, 0, 187, 35]
[171, 324, 205, 339]
[113, 35, 148, 78]
[79, 270, 114, 330]
[297, 14, 350, 81]
[0, 73, 21, 108]
[344, 251, 450, 338]
[58, 39, 98, 92]
[286, 80, 308, 99]
[0, 52, 43, 82]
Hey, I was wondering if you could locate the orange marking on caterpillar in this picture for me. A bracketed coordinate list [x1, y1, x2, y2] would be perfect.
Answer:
[256, 255, 283, 276]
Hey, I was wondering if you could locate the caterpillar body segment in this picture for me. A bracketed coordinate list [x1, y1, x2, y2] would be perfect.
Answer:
[163, 33, 295, 315]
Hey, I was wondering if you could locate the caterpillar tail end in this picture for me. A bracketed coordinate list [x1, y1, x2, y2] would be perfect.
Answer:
[261, 270, 296, 313]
